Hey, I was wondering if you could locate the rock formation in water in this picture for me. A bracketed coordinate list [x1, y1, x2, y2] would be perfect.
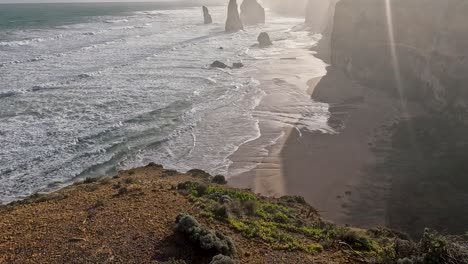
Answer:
[232, 62, 244, 68]
[326, 0, 468, 110]
[240, 0, 266, 25]
[211, 61, 228, 68]
[257, 32, 272, 47]
[225, 0, 244, 32]
[203, 6, 213, 24]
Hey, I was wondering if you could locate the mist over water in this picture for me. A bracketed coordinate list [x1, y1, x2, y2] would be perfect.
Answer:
[0, 2, 329, 203]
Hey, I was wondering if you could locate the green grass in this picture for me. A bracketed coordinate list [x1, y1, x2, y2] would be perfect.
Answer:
[179, 180, 387, 255]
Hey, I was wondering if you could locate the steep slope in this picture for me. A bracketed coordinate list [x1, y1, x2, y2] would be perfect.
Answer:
[1, 165, 465, 263]
[303, 0, 468, 238]
[330, 0, 468, 110]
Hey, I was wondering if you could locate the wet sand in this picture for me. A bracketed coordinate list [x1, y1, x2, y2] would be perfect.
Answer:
[228, 42, 403, 228]
[228, 50, 329, 198]
[281, 68, 401, 226]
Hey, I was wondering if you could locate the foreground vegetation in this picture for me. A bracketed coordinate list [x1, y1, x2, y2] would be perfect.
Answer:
[176, 171, 468, 264]
[0, 165, 466, 263]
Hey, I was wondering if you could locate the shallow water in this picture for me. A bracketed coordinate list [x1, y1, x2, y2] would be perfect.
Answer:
[0, 3, 330, 203]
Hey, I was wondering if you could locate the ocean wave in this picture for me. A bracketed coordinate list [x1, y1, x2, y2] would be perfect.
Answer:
[0, 57, 45, 68]
[77, 71, 102, 79]
[79, 39, 122, 51]
[0, 34, 66, 47]
[104, 19, 129, 24]
[119, 24, 151, 30]
[134, 11, 168, 16]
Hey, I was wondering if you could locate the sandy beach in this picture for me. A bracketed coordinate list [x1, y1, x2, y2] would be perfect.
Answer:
[229, 39, 404, 229]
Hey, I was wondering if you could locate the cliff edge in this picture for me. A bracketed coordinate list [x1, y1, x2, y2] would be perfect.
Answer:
[1, 165, 466, 263]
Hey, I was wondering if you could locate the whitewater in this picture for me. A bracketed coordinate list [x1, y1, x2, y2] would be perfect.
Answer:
[0, 3, 330, 203]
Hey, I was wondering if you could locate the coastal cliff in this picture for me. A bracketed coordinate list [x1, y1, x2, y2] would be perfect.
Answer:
[329, 0, 468, 111]
[299, 0, 468, 238]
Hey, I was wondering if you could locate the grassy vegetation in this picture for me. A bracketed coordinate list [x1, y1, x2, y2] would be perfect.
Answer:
[176, 176, 468, 263]
[176, 180, 386, 255]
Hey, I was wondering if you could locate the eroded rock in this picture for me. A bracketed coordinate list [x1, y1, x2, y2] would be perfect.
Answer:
[257, 32, 272, 47]
[203, 6, 213, 24]
[225, 0, 244, 32]
[211, 61, 228, 68]
[240, 0, 265, 25]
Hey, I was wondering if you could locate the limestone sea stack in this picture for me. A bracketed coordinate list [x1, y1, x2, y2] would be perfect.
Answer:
[240, 0, 266, 25]
[225, 0, 244, 32]
[257, 32, 272, 47]
[202, 6, 213, 24]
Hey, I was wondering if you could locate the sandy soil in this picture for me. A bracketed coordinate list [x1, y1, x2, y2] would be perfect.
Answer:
[0, 166, 373, 264]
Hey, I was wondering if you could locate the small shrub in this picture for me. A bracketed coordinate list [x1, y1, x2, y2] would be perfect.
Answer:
[146, 162, 163, 168]
[419, 229, 446, 263]
[227, 200, 243, 217]
[280, 195, 307, 205]
[397, 258, 413, 264]
[394, 239, 416, 258]
[273, 212, 289, 223]
[212, 175, 228, 185]
[196, 184, 208, 196]
[164, 169, 178, 177]
[162, 258, 187, 264]
[175, 214, 236, 257]
[338, 229, 378, 252]
[83, 177, 100, 184]
[210, 254, 239, 264]
[187, 169, 211, 179]
[116, 187, 128, 196]
[205, 187, 257, 202]
[84, 185, 99, 192]
[92, 199, 105, 208]
[177, 181, 199, 191]
[212, 204, 229, 220]
[123, 177, 137, 184]
[242, 200, 256, 216]
[99, 177, 112, 185]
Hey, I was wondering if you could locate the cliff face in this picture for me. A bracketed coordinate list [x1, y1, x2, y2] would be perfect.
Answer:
[327, 0, 468, 110]
[304, 0, 335, 34]
[309, 0, 468, 237]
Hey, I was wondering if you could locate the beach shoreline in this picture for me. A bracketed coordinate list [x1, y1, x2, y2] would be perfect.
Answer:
[228, 37, 404, 229]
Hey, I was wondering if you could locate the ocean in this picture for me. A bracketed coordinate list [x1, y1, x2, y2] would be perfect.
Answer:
[0, 1, 330, 203]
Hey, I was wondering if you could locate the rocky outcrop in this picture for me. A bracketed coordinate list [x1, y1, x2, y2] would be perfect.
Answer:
[240, 0, 265, 25]
[328, 0, 468, 110]
[203, 6, 213, 24]
[211, 61, 244, 69]
[225, 0, 244, 32]
[232, 62, 244, 69]
[211, 61, 228, 68]
[320, 0, 468, 237]
[257, 32, 272, 47]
